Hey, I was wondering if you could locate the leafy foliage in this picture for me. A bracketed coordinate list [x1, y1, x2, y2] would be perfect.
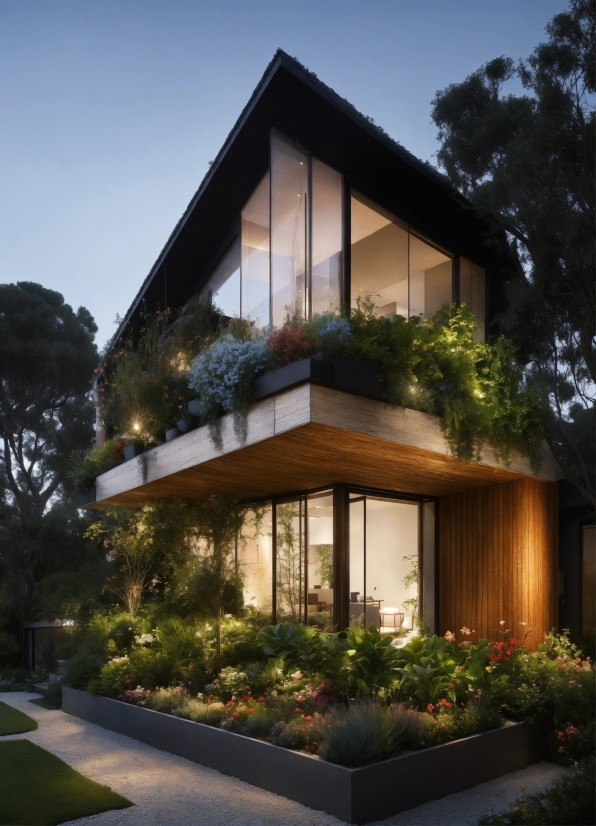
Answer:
[0, 282, 100, 622]
[431, 0, 595, 502]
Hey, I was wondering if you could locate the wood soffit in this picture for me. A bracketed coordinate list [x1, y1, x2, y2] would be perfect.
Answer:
[89, 384, 559, 509]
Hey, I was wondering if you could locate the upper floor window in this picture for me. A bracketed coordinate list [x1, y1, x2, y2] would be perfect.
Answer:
[201, 130, 485, 340]
[350, 192, 452, 322]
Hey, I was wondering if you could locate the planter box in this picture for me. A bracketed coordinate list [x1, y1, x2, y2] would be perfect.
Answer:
[253, 352, 385, 403]
[63, 687, 528, 824]
[123, 443, 144, 461]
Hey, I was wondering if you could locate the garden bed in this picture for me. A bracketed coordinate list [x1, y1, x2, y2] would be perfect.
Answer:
[63, 687, 529, 824]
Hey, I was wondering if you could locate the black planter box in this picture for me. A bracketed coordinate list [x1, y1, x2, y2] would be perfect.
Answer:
[75, 486, 96, 507]
[123, 443, 144, 461]
[253, 352, 385, 403]
[63, 687, 529, 824]
[165, 427, 180, 442]
[177, 416, 199, 434]
[187, 399, 201, 417]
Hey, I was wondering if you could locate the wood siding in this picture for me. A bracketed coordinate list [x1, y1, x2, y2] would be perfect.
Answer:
[439, 479, 558, 650]
[91, 385, 558, 509]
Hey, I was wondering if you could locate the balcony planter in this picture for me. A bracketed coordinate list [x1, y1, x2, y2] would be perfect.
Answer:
[253, 352, 385, 403]
[63, 687, 529, 825]
[123, 443, 144, 461]
[75, 486, 96, 507]
[187, 399, 201, 418]
[176, 415, 199, 434]
[165, 427, 180, 442]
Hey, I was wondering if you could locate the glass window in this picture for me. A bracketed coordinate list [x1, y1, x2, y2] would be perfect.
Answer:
[271, 132, 308, 326]
[459, 257, 486, 341]
[409, 235, 452, 321]
[311, 160, 342, 315]
[276, 497, 306, 622]
[307, 490, 334, 629]
[239, 504, 273, 616]
[201, 239, 240, 318]
[241, 172, 270, 327]
[349, 494, 420, 634]
[351, 192, 408, 317]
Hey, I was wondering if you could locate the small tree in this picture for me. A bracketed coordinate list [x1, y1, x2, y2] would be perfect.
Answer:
[192, 497, 250, 673]
[276, 502, 304, 621]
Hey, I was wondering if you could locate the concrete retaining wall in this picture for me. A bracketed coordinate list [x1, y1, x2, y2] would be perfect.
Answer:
[63, 687, 529, 824]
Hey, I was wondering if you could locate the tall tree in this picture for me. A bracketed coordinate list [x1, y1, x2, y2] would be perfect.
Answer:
[431, 0, 595, 504]
[0, 282, 99, 615]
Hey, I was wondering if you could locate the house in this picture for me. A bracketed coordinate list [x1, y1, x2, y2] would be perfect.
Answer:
[88, 51, 561, 646]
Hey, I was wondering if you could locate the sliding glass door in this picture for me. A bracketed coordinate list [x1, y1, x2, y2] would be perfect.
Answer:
[349, 493, 435, 633]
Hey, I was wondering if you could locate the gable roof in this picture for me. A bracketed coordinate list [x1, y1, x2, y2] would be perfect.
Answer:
[113, 50, 506, 344]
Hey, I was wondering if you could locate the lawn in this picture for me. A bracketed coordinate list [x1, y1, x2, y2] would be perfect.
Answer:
[0, 699, 37, 735]
[0, 739, 133, 825]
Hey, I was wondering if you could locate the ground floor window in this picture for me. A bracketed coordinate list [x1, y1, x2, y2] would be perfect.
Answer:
[238, 485, 435, 633]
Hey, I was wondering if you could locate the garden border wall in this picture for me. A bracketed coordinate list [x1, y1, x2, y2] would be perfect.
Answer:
[63, 687, 529, 824]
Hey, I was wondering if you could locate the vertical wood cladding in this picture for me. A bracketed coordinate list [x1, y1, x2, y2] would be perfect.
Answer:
[439, 479, 558, 650]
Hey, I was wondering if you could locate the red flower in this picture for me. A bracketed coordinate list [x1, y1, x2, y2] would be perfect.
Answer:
[294, 707, 302, 713]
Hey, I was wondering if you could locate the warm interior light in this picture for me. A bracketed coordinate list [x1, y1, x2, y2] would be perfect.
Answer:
[132, 422, 140, 432]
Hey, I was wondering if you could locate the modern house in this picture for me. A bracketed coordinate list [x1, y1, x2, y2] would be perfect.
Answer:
[88, 51, 563, 646]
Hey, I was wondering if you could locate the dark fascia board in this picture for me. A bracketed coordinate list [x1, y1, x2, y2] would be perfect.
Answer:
[112, 50, 508, 345]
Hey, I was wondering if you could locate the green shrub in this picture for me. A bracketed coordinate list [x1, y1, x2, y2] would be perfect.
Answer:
[477, 758, 595, 825]
[43, 679, 64, 709]
[320, 701, 405, 767]
[63, 651, 104, 690]
[0, 631, 20, 668]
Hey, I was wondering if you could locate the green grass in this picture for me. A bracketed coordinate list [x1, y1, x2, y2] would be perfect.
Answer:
[0, 699, 37, 735]
[0, 740, 133, 825]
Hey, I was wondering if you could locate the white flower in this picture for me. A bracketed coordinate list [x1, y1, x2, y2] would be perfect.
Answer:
[135, 633, 155, 645]
[519, 622, 527, 627]
[443, 631, 456, 642]
[291, 671, 303, 680]
[499, 620, 506, 626]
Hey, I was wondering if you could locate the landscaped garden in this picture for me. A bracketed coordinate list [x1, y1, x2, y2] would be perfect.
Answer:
[56, 297, 594, 783]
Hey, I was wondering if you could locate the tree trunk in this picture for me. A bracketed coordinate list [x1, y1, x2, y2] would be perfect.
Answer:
[215, 594, 222, 675]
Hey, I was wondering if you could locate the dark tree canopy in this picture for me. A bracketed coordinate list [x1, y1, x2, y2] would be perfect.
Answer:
[0, 282, 100, 616]
[431, 0, 595, 504]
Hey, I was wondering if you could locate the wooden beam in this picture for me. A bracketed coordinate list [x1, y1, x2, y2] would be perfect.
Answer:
[89, 384, 558, 509]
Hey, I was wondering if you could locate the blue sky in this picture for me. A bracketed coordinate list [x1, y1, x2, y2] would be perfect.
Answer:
[0, 0, 567, 348]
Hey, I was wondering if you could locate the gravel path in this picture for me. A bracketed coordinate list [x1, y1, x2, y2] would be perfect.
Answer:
[1, 692, 566, 826]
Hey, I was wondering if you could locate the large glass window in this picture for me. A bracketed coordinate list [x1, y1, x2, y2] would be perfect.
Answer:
[350, 192, 408, 317]
[271, 132, 308, 326]
[307, 490, 334, 628]
[409, 235, 452, 321]
[460, 257, 486, 341]
[241, 172, 270, 327]
[311, 160, 342, 315]
[201, 239, 240, 318]
[239, 504, 273, 616]
[349, 494, 422, 634]
[275, 496, 306, 622]
[350, 191, 455, 323]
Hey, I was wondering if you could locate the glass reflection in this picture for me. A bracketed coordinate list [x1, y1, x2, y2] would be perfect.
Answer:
[349, 494, 420, 634]
[241, 172, 270, 327]
[307, 490, 334, 629]
[201, 239, 240, 318]
[239, 504, 272, 616]
[350, 193, 408, 317]
[311, 160, 342, 315]
[276, 498, 306, 622]
[271, 132, 308, 325]
[408, 235, 452, 321]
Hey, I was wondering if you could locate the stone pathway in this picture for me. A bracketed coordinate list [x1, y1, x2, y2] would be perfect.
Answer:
[1, 693, 566, 826]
